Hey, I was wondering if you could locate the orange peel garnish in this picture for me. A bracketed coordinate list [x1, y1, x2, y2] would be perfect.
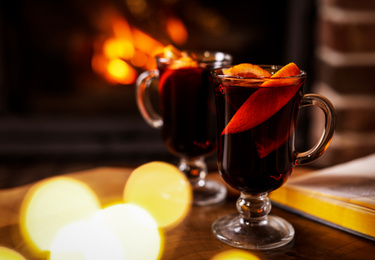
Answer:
[162, 45, 198, 69]
[262, 62, 301, 87]
[223, 63, 271, 78]
[221, 63, 303, 154]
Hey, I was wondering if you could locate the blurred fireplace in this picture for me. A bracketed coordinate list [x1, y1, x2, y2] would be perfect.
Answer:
[0, 0, 315, 168]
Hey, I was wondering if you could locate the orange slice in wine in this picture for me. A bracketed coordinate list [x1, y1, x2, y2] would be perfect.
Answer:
[262, 62, 301, 87]
[162, 45, 198, 69]
[221, 63, 303, 137]
[223, 63, 271, 78]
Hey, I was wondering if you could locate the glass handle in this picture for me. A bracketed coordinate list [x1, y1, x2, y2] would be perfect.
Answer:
[295, 94, 336, 165]
[135, 70, 163, 129]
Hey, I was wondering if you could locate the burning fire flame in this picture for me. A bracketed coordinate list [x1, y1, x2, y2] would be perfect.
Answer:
[92, 12, 188, 85]
[166, 16, 188, 46]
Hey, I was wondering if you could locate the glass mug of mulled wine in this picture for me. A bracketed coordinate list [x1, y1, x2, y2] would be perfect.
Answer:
[210, 63, 336, 250]
[136, 46, 232, 206]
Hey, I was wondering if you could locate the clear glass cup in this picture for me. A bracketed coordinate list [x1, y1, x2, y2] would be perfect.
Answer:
[210, 65, 336, 249]
[136, 51, 232, 206]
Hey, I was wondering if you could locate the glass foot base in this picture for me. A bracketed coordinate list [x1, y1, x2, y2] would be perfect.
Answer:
[212, 214, 294, 250]
[192, 179, 227, 206]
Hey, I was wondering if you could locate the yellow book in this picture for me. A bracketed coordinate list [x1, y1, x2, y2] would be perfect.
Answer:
[270, 154, 375, 241]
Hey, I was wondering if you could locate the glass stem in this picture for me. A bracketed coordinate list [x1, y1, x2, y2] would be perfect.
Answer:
[237, 193, 271, 224]
[178, 157, 207, 188]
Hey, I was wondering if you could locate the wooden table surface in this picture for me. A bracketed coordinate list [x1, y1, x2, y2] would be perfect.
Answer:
[0, 166, 374, 259]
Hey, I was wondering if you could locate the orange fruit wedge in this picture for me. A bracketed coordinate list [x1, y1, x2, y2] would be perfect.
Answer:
[255, 62, 302, 158]
[262, 62, 301, 87]
[221, 63, 303, 158]
[223, 63, 272, 78]
[162, 45, 198, 69]
[255, 125, 294, 159]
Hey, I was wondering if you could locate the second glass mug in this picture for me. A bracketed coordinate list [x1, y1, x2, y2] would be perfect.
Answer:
[210, 65, 336, 249]
[136, 51, 232, 206]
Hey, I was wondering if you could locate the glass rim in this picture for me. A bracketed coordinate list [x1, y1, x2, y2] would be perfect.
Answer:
[155, 50, 232, 65]
[211, 65, 307, 79]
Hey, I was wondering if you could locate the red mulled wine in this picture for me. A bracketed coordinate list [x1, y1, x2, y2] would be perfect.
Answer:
[212, 77, 304, 194]
[159, 67, 217, 158]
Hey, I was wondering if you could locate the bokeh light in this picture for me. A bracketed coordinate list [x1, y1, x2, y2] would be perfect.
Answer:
[211, 249, 261, 260]
[166, 16, 188, 45]
[49, 219, 124, 260]
[18, 162, 187, 259]
[131, 50, 148, 67]
[103, 37, 135, 60]
[20, 177, 101, 254]
[0, 247, 26, 260]
[123, 161, 192, 229]
[107, 59, 137, 84]
[131, 29, 164, 57]
[90, 204, 162, 260]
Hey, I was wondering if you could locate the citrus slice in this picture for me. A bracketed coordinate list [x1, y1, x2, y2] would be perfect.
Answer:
[254, 62, 302, 157]
[262, 62, 301, 87]
[162, 45, 198, 69]
[223, 63, 271, 78]
[255, 125, 294, 159]
[169, 57, 198, 69]
[221, 63, 303, 140]
[163, 44, 183, 59]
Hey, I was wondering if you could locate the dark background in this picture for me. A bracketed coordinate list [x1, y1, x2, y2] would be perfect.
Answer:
[0, 0, 316, 187]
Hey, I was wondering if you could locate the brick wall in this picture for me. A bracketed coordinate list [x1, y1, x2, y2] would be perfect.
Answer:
[311, 0, 375, 166]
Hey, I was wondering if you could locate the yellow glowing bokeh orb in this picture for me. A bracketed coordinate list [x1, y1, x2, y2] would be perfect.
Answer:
[123, 161, 192, 229]
[103, 38, 135, 60]
[90, 204, 162, 260]
[0, 247, 26, 260]
[107, 58, 137, 84]
[211, 249, 261, 260]
[20, 177, 101, 253]
[49, 219, 124, 260]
